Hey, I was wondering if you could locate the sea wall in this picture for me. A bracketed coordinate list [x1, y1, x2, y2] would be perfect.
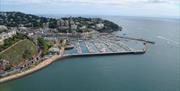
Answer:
[0, 50, 145, 84]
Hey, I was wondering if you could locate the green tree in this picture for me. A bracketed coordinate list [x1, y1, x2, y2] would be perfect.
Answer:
[37, 37, 49, 55]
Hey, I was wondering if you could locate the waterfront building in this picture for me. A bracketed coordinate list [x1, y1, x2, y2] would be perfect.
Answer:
[48, 47, 60, 55]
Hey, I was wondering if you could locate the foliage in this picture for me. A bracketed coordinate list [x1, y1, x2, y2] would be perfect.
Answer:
[37, 37, 50, 55]
[0, 12, 122, 33]
[0, 33, 29, 52]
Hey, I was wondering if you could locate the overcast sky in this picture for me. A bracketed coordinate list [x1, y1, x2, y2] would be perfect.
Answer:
[0, 0, 180, 18]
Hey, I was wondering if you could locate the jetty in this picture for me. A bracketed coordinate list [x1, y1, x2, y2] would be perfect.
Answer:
[64, 50, 145, 57]
[117, 36, 155, 44]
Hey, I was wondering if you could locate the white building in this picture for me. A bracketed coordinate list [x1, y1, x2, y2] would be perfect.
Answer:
[0, 30, 16, 45]
[96, 23, 104, 29]
[28, 32, 34, 36]
[79, 26, 87, 30]
[71, 24, 77, 30]
[48, 47, 60, 55]
[0, 30, 16, 39]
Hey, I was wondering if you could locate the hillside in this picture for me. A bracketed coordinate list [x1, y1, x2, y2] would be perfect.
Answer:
[0, 39, 38, 65]
[0, 12, 122, 32]
[0, 12, 51, 28]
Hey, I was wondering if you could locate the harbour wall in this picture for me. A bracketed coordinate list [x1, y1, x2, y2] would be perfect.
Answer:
[0, 50, 145, 84]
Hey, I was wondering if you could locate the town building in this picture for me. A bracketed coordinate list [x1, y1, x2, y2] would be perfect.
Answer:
[64, 20, 69, 26]
[0, 59, 10, 70]
[0, 30, 16, 45]
[71, 24, 78, 30]
[57, 19, 65, 28]
[48, 47, 60, 55]
[79, 26, 87, 30]
[96, 23, 104, 29]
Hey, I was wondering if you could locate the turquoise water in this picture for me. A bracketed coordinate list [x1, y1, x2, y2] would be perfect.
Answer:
[0, 17, 179, 91]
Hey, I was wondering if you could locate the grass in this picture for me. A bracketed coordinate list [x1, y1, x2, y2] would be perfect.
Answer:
[0, 33, 29, 52]
[0, 39, 38, 65]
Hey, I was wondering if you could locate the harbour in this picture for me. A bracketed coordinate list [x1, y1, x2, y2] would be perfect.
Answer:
[0, 32, 149, 83]
[0, 16, 179, 91]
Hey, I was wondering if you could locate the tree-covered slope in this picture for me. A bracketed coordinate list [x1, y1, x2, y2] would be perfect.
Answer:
[0, 12, 122, 32]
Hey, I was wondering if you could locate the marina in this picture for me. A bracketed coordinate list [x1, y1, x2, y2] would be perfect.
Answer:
[63, 33, 148, 56]
[0, 11, 178, 91]
[0, 32, 149, 82]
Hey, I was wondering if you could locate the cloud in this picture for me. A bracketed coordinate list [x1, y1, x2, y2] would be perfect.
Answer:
[3, 0, 179, 10]
[1, 0, 180, 18]
[3, 0, 179, 5]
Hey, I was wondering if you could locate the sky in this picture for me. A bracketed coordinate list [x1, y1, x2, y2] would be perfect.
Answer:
[0, 0, 180, 18]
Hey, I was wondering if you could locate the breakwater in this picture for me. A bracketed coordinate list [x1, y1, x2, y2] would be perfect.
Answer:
[0, 49, 146, 84]
[64, 50, 145, 57]
[117, 36, 155, 44]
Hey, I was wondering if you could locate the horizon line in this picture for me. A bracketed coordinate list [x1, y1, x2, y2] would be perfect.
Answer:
[1, 10, 180, 19]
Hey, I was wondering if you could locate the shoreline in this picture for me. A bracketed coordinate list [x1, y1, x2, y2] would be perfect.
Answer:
[0, 54, 63, 83]
[0, 50, 145, 84]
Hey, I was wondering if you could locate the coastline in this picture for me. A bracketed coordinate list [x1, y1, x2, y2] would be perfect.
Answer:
[0, 54, 62, 83]
[0, 49, 146, 84]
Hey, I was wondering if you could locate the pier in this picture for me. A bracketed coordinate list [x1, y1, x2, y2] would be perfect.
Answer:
[117, 36, 155, 44]
[64, 50, 145, 57]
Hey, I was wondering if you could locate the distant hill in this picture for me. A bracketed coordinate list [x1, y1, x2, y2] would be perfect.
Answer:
[0, 11, 122, 32]
[0, 12, 50, 28]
